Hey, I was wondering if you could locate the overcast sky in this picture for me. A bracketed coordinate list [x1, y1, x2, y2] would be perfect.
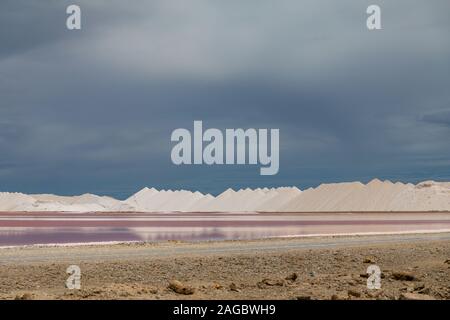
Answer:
[1, 0, 450, 198]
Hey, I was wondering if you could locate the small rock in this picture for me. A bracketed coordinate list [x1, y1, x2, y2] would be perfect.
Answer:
[229, 283, 240, 292]
[391, 272, 417, 281]
[285, 273, 298, 282]
[399, 293, 435, 300]
[413, 283, 425, 291]
[363, 257, 375, 263]
[14, 293, 33, 300]
[444, 259, 450, 264]
[296, 295, 311, 300]
[366, 290, 383, 298]
[260, 279, 284, 286]
[212, 283, 223, 290]
[418, 287, 431, 295]
[348, 289, 361, 298]
[331, 293, 347, 300]
[168, 280, 195, 295]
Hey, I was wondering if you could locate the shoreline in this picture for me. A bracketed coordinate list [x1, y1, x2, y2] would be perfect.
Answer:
[1, 210, 450, 214]
[2, 228, 450, 250]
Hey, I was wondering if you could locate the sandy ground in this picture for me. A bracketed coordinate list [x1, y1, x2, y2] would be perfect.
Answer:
[0, 233, 449, 300]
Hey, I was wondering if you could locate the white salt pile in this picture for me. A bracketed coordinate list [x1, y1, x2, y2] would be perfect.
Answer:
[124, 189, 211, 212]
[31, 193, 130, 212]
[281, 179, 450, 212]
[0, 192, 36, 211]
[255, 187, 302, 212]
[1, 179, 450, 212]
[0, 192, 132, 212]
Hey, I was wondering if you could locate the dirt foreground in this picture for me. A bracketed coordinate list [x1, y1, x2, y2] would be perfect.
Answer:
[0, 233, 449, 300]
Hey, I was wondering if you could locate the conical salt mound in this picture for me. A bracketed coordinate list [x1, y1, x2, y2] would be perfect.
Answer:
[1, 180, 450, 212]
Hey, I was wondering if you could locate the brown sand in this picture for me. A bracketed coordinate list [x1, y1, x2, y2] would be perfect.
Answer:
[0, 233, 449, 300]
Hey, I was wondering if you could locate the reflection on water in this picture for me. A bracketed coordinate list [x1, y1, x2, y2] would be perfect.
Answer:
[0, 228, 142, 246]
[0, 212, 450, 246]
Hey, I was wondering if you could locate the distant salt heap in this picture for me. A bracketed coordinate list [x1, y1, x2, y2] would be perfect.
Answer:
[123, 188, 211, 212]
[0, 179, 450, 212]
[281, 179, 450, 212]
[0, 192, 131, 212]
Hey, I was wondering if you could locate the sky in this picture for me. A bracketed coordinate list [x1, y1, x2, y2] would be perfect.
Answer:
[1, 0, 450, 199]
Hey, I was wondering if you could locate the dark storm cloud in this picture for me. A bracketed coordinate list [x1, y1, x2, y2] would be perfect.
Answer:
[0, 0, 148, 59]
[0, 1, 64, 59]
[1, 0, 450, 197]
[422, 109, 450, 127]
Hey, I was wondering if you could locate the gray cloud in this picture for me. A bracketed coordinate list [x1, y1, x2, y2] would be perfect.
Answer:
[422, 109, 450, 127]
[1, 0, 450, 197]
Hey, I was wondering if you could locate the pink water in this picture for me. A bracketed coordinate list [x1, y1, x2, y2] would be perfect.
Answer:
[0, 212, 449, 246]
